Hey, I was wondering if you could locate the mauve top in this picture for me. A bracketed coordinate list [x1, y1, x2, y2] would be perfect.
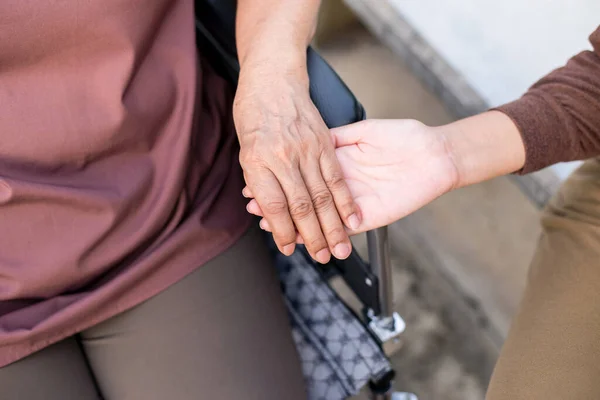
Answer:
[0, 0, 250, 366]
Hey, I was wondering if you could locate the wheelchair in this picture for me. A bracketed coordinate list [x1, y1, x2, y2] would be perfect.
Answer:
[196, 2, 416, 399]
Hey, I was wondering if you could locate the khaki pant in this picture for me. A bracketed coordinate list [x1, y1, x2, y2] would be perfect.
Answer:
[487, 159, 600, 400]
[0, 224, 306, 400]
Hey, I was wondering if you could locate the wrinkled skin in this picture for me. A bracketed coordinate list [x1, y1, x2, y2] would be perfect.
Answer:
[233, 62, 360, 263]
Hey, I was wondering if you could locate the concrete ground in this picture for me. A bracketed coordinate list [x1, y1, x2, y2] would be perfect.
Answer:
[317, 27, 542, 399]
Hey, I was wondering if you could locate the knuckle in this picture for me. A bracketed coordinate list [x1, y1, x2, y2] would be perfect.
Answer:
[299, 140, 313, 156]
[311, 190, 334, 211]
[307, 237, 327, 251]
[325, 226, 346, 240]
[325, 173, 347, 192]
[239, 151, 263, 170]
[264, 200, 288, 215]
[275, 231, 296, 245]
[274, 148, 292, 166]
[272, 144, 297, 169]
[289, 198, 313, 220]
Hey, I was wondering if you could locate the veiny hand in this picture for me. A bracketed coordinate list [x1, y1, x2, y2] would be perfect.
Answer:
[246, 119, 459, 235]
[233, 61, 360, 263]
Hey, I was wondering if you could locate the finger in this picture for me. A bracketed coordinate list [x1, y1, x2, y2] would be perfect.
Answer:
[274, 167, 331, 264]
[259, 218, 271, 231]
[331, 120, 368, 148]
[255, 181, 356, 239]
[242, 186, 253, 198]
[246, 199, 263, 217]
[260, 218, 302, 244]
[245, 169, 296, 256]
[319, 149, 362, 232]
[301, 157, 352, 260]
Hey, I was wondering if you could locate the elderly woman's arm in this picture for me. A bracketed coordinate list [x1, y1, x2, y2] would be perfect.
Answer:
[233, 0, 358, 263]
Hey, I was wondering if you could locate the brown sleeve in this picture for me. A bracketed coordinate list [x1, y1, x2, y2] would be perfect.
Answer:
[495, 26, 600, 174]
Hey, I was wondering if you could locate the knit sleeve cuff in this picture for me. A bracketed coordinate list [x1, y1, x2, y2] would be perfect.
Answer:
[493, 91, 575, 175]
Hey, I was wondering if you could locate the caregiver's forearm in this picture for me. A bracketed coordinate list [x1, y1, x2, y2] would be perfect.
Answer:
[442, 27, 600, 186]
[439, 111, 526, 189]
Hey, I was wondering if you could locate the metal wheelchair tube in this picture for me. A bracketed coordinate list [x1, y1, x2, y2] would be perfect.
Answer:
[371, 393, 419, 400]
[367, 227, 393, 318]
[366, 227, 406, 342]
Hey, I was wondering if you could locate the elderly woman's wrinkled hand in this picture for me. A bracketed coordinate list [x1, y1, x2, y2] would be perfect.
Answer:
[233, 60, 360, 263]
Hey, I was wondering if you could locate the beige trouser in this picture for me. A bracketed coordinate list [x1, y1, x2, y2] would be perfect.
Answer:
[486, 159, 600, 400]
[0, 224, 306, 400]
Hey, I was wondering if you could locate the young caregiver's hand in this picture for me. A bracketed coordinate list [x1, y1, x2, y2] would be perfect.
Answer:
[245, 119, 459, 235]
[246, 112, 524, 238]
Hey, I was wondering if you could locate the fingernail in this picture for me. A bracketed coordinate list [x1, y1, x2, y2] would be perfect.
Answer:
[348, 213, 360, 230]
[283, 244, 295, 255]
[333, 243, 350, 259]
[316, 249, 331, 264]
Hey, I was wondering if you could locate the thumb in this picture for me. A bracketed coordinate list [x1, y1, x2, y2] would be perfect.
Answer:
[331, 120, 370, 148]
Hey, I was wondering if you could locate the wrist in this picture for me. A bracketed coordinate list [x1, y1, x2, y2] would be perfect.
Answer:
[238, 22, 309, 72]
[436, 111, 526, 189]
[236, 0, 321, 88]
[239, 45, 309, 88]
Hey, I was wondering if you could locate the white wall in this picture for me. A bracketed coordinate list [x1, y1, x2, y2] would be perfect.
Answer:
[390, 0, 600, 178]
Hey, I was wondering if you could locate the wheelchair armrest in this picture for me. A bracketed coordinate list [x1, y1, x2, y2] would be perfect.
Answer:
[306, 49, 366, 127]
[194, 0, 365, 129]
